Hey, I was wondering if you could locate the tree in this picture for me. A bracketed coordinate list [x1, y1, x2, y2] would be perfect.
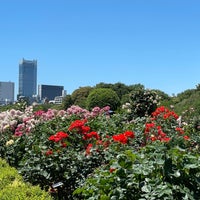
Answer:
[62, 95, 73, 110]
[128, 83, 145, 92]
[86, 88, 120, 111]
[71, 86, 93, 108]
[128, 88, 159, 118]
[112, 82, 130, 99]
[196, 84, 200, 91]
[95, 82, 113, 89]
[176, 89, 195, 102]
[152, 89, 170, 101]
[95, 82, 130, 99]
[121, 84, 145, 105]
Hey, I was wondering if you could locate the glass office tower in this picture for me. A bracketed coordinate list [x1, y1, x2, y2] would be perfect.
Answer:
[0, 81, 14, 104]
[18, 58, 37, 99]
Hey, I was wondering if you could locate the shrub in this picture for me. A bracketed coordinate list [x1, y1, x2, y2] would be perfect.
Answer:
[74, 142, 200, 200]
[71, 86, 93, 108]
[2, 106, 140, 199]
[86, 88, 120, 111]
[128, 88, 159, 118]
[73, 106, 200, 199]
[0, 158, 52, 200]
[1, 105, 200, 199]
[62, 94, 73, 110]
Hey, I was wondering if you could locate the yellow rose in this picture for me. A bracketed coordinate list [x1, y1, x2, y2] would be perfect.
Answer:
[6, 139, 14, 146]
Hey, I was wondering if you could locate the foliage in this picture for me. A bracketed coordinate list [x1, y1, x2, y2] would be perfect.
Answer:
[1, 81, 200, 119]
[95, 82, 145, 100]
[74, 106, 200, 200]
[176, 89, 195, 102]
[0, 158, 52, 200]
[33, 103, 53, 111]
[174, 90, 200, 118]
[0, 104, 15, 112]
[2, 106, 135, 199]
[95, 82, 130, 99]
[128, 83, 145, 92]
[1, 102, 200, 199]
[86, 88, 120, 111]
[127, 88, 159, 118]
[71, 86, 93, 108]
[196, 84, 200, 91]
[74, 143, 200, 200]
[152, 89, 171, 101]
[62, 94, 73, 110]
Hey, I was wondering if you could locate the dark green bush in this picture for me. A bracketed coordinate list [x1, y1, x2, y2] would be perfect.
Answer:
[128, 88, 159, 118]
[86, 88, 120, 111]
[71, 86, 93, 108]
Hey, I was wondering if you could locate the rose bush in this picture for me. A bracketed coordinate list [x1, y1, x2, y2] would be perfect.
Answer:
[0, 104, 200, 199]
[74, 106, 200, 200]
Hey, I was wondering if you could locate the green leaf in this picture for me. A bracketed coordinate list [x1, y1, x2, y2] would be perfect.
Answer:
[117, 155, 126, 167]
[109, 196, 117, 200]
[125, 150, 137, 162]
[173, 170, 181, 177]
[157, 159, 165, 165]
[141, 185, 151, 193]
[184, 164, 199, 169]
[116, 168, 126, 178]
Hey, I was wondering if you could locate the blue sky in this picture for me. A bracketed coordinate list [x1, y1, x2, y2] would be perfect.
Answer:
[0, 0, 199, 99]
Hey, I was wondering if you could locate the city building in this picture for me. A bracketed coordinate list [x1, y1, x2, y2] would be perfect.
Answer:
[0, 81, 14, 105]
[18, 58, 37, 100]
[38, 84, 66, 103]
[54, 95, 65, 104]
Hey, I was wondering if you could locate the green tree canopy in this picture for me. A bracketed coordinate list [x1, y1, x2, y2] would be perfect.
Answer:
[128, 83, 145, 92]
[71, 86, 93, 108]
[62, 94, 73, 110]
[86, 88, 120, 111]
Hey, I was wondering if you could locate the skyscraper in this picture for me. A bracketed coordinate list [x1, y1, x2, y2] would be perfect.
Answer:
[18, 58, 37, 100]
[0, 81, 14, 104]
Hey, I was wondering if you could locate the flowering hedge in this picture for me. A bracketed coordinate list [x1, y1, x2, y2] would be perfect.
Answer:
[0, 105, 200, 199]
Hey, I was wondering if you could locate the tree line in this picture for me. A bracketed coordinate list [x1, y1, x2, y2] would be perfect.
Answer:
[1, 82, 200, 119]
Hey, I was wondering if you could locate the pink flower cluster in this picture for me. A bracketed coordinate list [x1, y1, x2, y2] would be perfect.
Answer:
[1, 105, 112, 137]
[0, 109, 24, 133]
[66, 105, 111, 118]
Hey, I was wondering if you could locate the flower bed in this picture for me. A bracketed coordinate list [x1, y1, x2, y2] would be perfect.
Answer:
[0, 105, 200, 199]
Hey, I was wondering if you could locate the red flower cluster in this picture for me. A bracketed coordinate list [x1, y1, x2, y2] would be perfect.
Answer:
[68, 119, 101, 141]
[34, 110, 45, 117]
[144, 123, 171, 142]
[96, 137, 111, 149]
[183, 135, 190, 140]
[83, 131, 100, 140]
[112, 131, 135, 144]
[68, 119, 90, 133]
[175, 127, 184, 134]
[109, 168, 116, 173]
[175, 127, 190, 140]
[45, 149, 53, 156]
[144, 123, 155, 134]
[151, 106, 178, 120]
[145, 106, 190, 143]
[124, 131, 135, 138]
[85, 143, 93, 155]
[49, 131, 69, 142]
